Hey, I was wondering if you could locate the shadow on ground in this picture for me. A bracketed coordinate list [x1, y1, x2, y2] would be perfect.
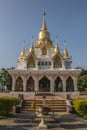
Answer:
[0, 113, 87, 130]
[60, 113, 87, 129]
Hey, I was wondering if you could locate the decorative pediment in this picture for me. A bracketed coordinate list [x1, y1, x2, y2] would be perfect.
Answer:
[26, 47, 37, 68]
[27, 55, 36, 68]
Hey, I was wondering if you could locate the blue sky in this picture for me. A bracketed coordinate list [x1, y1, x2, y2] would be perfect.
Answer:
[0, 0, 87, 69]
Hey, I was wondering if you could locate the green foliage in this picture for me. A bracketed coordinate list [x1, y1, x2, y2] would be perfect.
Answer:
[78, 69, 87, 91]
[85, 88, 87, 92]
[0, 115, 6, 119]
[80, 69, 87, 76]
[0, 68, 12, 90]
[73, 99, 87, 119]
[0, 97, 20, 116]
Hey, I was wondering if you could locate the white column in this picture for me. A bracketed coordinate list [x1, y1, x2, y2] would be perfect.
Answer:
[23, 80, 27, 91]
[35, 77, 39, 92]
[50, 76, 54, 92]
[73, 76, 78, 91]
[62, 77, 66, 92]
[22, 76, 27, 91]
[36, 61, 38, 69]
[12, 76, 16, 91]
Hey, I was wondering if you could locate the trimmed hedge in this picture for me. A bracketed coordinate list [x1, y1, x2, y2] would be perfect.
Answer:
[0, 97, 20, 116]
[73, 99, 87, 119]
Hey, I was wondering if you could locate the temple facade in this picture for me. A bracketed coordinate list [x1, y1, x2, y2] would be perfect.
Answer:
[8, 13, 81, 95]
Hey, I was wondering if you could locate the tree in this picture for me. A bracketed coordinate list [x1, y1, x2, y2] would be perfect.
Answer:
[78, 69, 87, 91]
[0, 68, 12, 90]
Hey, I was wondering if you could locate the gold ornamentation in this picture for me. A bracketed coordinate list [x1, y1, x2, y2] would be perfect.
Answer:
[20, 40, 27, 57]
[20, 48, 26, 57]
[36, 39, 53, 48]
[63, 47, 69, 58]
[36, 13, 53, 47]
[54, 43, 60, 54]
[63, 40, 69, 58]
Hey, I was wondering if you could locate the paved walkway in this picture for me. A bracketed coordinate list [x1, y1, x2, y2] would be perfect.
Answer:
[0, 112, 87, 130]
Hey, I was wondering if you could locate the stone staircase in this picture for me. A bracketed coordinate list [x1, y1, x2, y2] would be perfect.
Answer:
[21, 96, 66, 113]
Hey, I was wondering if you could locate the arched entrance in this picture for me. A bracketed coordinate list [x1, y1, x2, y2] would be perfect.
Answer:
[39, 76, 50, 92]
[55, 77, 63, 92]
[66, 77, 74, 91]
[15, 77, 23, 91]
[26, 77, 35, 91]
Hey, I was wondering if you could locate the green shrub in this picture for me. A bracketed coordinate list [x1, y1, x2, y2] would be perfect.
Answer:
[0, 97, 20, 116]
[73, 99, 87, 119]
[85, 88, 87, 92]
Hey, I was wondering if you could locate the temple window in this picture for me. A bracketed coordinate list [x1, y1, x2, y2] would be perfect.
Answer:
[38, 61, 51, 67]
[42, 62, 44, 65]
[49, 62, 51, 66]
[38, 61, 40, 66]
[45, 62, 47, 65]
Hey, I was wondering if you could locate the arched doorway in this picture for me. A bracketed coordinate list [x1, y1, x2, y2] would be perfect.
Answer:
[26, 77, 35, 91]
[66, 77, 74, 91]
[39, 76, 50, 92]
[55, 77, 63, 92]
[15, 77, 23, 91]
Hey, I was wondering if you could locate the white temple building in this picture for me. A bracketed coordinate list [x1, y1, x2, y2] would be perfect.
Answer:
[8, 13, 81, 95]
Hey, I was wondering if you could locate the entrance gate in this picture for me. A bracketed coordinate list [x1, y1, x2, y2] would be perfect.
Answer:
[39, 76, 50, 92]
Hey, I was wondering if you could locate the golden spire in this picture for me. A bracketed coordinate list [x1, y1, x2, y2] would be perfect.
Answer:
[41, 12, 47, 30]
[38, 12, 50, 40]
[20, 40, 26, 57]
[29, 43, 35, 53]
[29, 36, 35, 53]
[54, 36, 60, 54]
[63, 40, 69, 58]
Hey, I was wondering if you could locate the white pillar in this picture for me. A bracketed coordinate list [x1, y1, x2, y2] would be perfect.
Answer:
[23, 80, 27, 91]
[35, 77, 39, 92]
[62, 77, 66, 92]
[73, 76, 78, 91]
[12, 76, 16, 91]
[50, 77, 54, 92]
[22, 76, 27, 91]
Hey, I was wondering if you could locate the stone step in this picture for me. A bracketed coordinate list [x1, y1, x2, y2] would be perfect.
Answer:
[22, 97, 66, 112]
[21, 108, 66, 112]
[23, 105, 66, 107]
